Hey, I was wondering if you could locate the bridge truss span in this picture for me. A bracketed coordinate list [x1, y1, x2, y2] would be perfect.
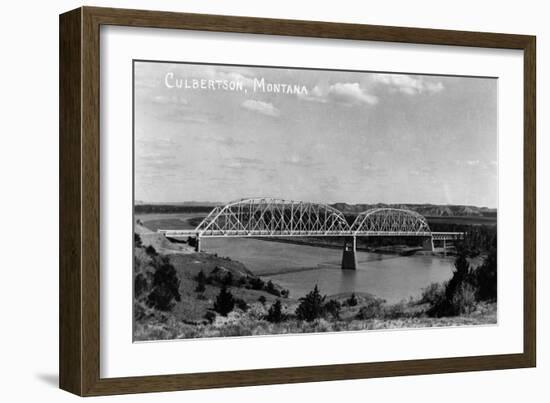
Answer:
[350, 207, 432, 236]
[195, 198, 351, 237]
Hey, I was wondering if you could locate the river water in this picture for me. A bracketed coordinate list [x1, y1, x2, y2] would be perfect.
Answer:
[202, 238, 454, 303]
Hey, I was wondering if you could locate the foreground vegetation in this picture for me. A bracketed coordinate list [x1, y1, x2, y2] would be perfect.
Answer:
[134, 226, 497, 341]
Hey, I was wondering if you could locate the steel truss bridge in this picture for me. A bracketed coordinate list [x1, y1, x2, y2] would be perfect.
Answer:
[158, 198, 463, 269]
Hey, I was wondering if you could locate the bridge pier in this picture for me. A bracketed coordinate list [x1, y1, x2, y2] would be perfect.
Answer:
[195, 235, 201, 252]
[341, 236, 357, 270]
[422, 236, 434, 252]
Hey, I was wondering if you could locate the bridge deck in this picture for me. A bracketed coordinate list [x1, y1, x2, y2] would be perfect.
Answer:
[158, 230, 463, 240]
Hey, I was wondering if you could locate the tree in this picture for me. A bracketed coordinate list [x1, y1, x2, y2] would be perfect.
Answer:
[146, 258, 181, 311]
[248, 276, 265, 290]
[222, 271, 233, 287]
[134, 233, 142, 248]
[446, 252, 473, 302]
[195, 269, 207, 293]
[265, 280, 280, 296]
[258, 295, 266, 305]
[324, 299, 341, 319]
[235, 298, 249, 312]
[266, 300, 283, 323]
[474, 247, 497, 301]
[213, 286, 235, 316]
[296, 285, 325, 322]
[346, 293, 358, 307]
[145, 245, 158, 257]
[428, 251, 476, 317]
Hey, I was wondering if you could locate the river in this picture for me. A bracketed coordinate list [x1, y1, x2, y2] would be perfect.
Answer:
[201, 238, 454, 303]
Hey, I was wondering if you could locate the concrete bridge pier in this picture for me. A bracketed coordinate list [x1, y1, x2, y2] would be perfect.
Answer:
[195, 235, 201, 252]
[341, 236, 357, 270]
[422, 236, 434, 252]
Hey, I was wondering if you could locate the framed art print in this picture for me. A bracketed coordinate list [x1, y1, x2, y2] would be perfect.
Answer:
[59, 6, 536, 396]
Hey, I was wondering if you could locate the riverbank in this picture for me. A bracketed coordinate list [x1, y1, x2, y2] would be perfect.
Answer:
[134, 298, 497, 341]
[134, 232, 496, 341]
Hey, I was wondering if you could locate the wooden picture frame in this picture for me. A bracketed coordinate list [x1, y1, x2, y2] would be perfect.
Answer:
[59, 6, 536, 396]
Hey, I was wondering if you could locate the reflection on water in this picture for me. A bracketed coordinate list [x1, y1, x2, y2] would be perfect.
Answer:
[202, 238, 454, 303]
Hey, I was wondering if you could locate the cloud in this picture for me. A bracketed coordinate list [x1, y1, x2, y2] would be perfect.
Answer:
[224, 156, 263, 170]
[370, 74, 444, 95]
[151, 94, 188, 105]
[328, 83, 379, 105]
[299, 83, 378, 106]
[298, 85, 329, 103]
[156, 109, 219, 125]
[283, 154, 320, 167]
[241, 100, 280, 117]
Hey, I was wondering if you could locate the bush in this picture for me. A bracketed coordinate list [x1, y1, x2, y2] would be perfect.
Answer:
[204, 311, 216, 323]
[473, 247, 497, 301]
[222, 271, 234, 287]
[145, 245, 158, 257]
[134, 273, 149, 298]
[213, 286, 235, 316]
[258, 295, 267, 305]
[420, 283, 446, 306]
[195, 269, 207, 293]
[324, 299, 341, 319]
[356, 299, 384, 320]
[296, 285, 325, 322]
[134, 233, 142, 248]
[383, 301, 412, 319]
[427, 252, 478, 317]
[264, 280, 280, 296]
[266, 300, 283, 323]
[187, 236, 197, 248]
[235, 298, 249, 312]
[451, 283, 477, 315]
[146, 258, 181, 311]
[345, 293, 358, 307]
[248, 276, 265, 290]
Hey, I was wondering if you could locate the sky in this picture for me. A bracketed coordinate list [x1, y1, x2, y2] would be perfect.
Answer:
[134, 61, 497, 208]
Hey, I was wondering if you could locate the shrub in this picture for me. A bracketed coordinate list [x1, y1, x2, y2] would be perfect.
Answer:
[204, 311, 216, 323]
[324, 299, 341, 319]
[195, 281, 206, 293]
[296, 285, 325, 322]
[451, 283, 477, 315]
[146, 258, 181, 311]
[258, 295, 267, 305]
[473, 247, 497, 301]
[222, 271, 234, 287]
[264, 280, 280, 296]
[134, 273, 149, 298]
[145, 245, 158, 257]
[134, 233, 142, 248]
[248, 276, 265, 290]
[420, 283, 446, 306]
[427, 251, 478, 317]
[345, 293, 358, 307]
[213, 286, 235, 316]
[266, 300, 283, 323]
[187, 236, 197, 248]
[195, 269, 207, 293]
[280, 289, 290, 298]
[383, 301, 411, 319]
[356, 298, 384, 320]
[235, 298, 249, 312]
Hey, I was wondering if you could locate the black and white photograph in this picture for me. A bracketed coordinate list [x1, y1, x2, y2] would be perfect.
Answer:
[133, 60, 498, 341]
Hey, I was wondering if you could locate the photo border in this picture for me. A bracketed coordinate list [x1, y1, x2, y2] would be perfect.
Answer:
[59, 6, 536, 396]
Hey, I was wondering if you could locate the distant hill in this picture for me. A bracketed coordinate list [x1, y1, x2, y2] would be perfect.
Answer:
[330, 203, 497, 217]
[136, 201, 496, 218]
